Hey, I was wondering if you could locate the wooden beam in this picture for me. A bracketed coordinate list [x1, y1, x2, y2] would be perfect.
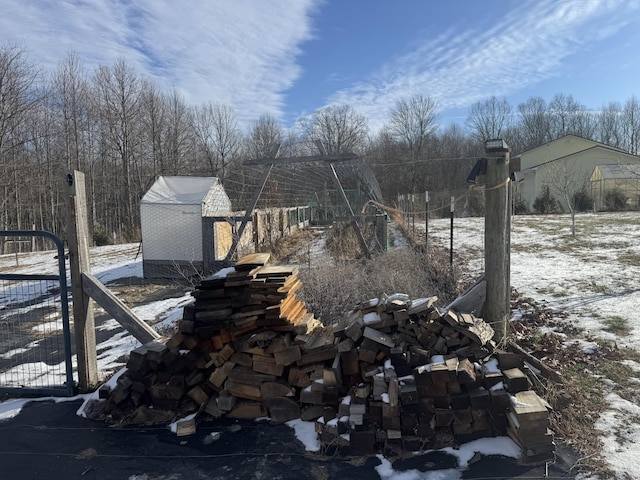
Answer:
[81, 272, 160, 344]
[507, 341, 562, 383]
[66, 170, 98, 391]
[244, 152, 358, 166]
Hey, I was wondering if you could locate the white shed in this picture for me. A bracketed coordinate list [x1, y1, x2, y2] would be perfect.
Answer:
[140, 176, 232, 278]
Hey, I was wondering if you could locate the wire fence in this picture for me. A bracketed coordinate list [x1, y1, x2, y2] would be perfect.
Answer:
[0, 231, 75, 396]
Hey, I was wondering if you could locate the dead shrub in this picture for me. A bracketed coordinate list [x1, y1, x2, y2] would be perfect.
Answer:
[324, 222, 378, 260]
[261, 228, 320, 263]
[298, 246, 460, 324]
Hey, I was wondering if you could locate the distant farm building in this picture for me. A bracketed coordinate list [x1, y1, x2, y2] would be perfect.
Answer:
[590, 164, 640, 211]
[140, 176, 232, 279]
[513, 135, 640, 211]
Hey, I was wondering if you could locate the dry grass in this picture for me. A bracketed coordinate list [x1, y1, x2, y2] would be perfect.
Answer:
[298, 246, 460, 324]
[260, 228, 322, 263]
[509, 293, 639, 478]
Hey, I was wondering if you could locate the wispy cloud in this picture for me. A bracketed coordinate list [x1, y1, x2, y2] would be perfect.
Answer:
[327, 0, 640, 131]
[0, 0, 319, 124]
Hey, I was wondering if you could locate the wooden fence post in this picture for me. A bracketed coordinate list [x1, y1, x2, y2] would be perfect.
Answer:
[425, 191, 429, 255]
[483, 140, 511, 345]
[66, 170, 98, 391]
[449, 195, 454, 269]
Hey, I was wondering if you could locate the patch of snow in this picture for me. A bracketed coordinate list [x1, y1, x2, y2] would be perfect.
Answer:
[0, 394, 90, 422]
[538, 326, 567, 337]
[620, 359, 640, 373]
[374, 437, 520, 479]
[285, 419, 320, 452]
[375, 455, 461, 480]
[208, 266, 235, 280]
[77, 367, 127, 418]
[363, 311, 381, 325]
[483, 358, 500, 374]
[430, 355, 445, 365]
[566, 339, 598, 354]
[594, 393, 640, 479]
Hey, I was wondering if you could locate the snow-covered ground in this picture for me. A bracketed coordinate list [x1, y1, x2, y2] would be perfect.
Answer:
[426, 210, 640, 479]
[2, 212, 638, 478]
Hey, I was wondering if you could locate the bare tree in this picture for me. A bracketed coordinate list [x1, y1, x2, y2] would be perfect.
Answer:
[517, 96, 551, 150]
[366, 129, 405, 199]
[621, 96, 640, 155]
[387, 95, 439, 160]
[0, 45, 42, 231]
[52, 52, 90, 171]
[163, 88, 192, 173]
[141, 80, 167, 177]
[92, 58, 144, 238]
[549, 93, 578, 138]
[548, 93, 595, 139]
[465, 96, 512, 142]
[300, 104, 368, 154]
[543, 160, 590, 237]
[597, 101, 623, 148]
[193, 102, 243, 180]
[246, 113, 283, 159]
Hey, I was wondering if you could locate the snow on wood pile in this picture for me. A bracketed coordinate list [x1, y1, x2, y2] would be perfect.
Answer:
[96, 253, 554, 464]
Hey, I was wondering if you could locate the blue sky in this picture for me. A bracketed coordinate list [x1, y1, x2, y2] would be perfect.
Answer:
[2, 0, 640, 131]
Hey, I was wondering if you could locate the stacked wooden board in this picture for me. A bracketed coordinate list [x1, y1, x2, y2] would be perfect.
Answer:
[97, 254, 554, 465]
[507, 391, 556, 465]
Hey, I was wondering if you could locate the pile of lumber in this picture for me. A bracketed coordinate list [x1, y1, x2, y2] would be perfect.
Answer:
[97, 254, 554, 464]
[507, 391, 556, 465]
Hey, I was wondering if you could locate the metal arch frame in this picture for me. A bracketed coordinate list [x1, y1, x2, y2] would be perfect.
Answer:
[225, 150, 372, 261]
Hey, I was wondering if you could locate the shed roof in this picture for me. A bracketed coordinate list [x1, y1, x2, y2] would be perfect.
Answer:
[591, 164, 640, 181]
[141, 176, 222, 205]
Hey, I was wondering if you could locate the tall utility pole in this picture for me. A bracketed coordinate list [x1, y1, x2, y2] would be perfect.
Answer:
[483, 139, 511, 345]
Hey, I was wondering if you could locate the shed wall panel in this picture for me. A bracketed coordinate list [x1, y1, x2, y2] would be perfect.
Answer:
[140, 204, 203, 261]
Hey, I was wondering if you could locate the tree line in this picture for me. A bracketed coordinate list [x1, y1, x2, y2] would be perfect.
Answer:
[2, 44, 639, 246]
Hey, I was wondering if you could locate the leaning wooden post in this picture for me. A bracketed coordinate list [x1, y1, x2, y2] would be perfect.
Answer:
[66, 170, 98, 391]
[483, 139, 511, 345]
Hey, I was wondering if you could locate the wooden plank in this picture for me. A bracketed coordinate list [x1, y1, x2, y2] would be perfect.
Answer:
[235, 253, 271, 269]
[82, 272, 160, 344]
[363, 326, 395, 348]
[510, 391, 550, 421]
[273, 345, 301, 366]
[264, 397, 301, 424]
[228, 401, 268, 418]
[261, 381, 295, 399]
[503, 367, 530, 393]
[253, 265, 298, 278]
[225, 380, 262, 401]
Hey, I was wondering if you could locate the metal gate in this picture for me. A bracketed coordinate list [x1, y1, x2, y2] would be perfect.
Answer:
[0, 231, 76, 396]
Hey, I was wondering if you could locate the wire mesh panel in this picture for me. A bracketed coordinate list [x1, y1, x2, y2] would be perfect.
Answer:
[224, 159, 384, 223]
[0, 231, 75, 397]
